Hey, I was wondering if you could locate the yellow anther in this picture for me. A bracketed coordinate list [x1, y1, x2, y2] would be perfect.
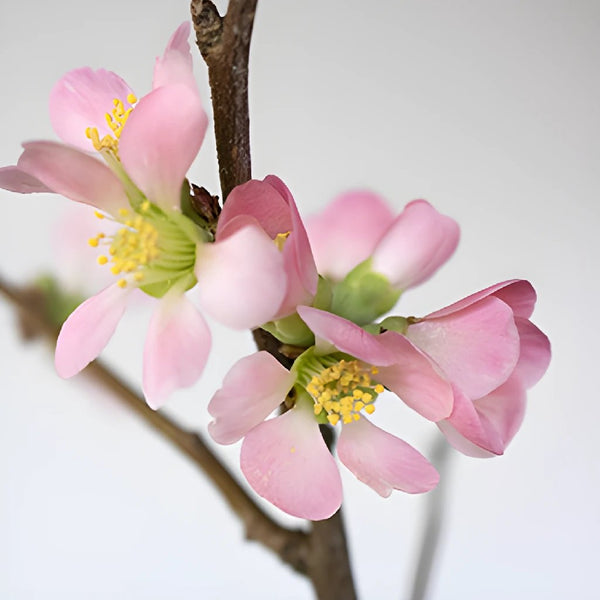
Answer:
[371, 367, 379, 375]
[141, 200, 150, 212]
[111, 266, 121, 275]
[364, 404, 375, 415]
[94, 211, 105, 219]
[127, 93, 138, 104]
[118, 208, 129, 217]
[97, 255, 108, 265]
[134, 272, 144, 282]
[374, 384, 384, 394]
[88, 237, 99, 247]
[353, 413, 360, 421]
[117, 278, 127, 288]
[274, 231, 291, 251]
[343, 415, 353, 424]
[352, 389, 364, 399]
[314, 404, 323, 416]
[327, 414, 340, 426]
[354, 401, 365, 412]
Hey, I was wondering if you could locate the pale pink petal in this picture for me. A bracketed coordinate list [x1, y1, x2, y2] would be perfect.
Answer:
[217, 179, 292, 240]
[440, 386, 505, 455]
[337, 417, 439, 496]
[196, 225, 286, 329]
[437, 421, 495, 459]
[297, 307, 397, 366]
[17, 141, 129, 214]
[119, 84, 208, 211]
[371, 199, 459, 290]
[208, 352, 295, 444]
[142, 292, 211, 409]
[474, 377, 527, 450]
[513, 318, 551, 388]
[240, 406, 342, 520]
[153, 22, 196, 90]
[0, 166, 53, 193]
[305, 190, 395, 281]
[375, 331, 454, 421]
[426, 280, 536, 320]
[49, 67, 135, 151]
[407, 296, 520, 399]
[265, 176, 318, 308]
[55, 283, 130, 378]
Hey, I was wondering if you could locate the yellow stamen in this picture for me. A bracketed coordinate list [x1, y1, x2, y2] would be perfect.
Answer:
[274, 231, 291, 251]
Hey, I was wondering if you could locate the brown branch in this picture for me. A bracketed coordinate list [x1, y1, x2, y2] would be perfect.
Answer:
[0, 276, 308, 574]
[191, 0, 256, 200]
[191, 2, 357, 598]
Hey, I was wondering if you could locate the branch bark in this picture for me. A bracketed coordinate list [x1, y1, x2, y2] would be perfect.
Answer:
[191, 2, 357, 598]
[0, 277, 308, 574]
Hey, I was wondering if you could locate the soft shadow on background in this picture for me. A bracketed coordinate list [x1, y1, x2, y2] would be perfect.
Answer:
[1, 1, 598, 598]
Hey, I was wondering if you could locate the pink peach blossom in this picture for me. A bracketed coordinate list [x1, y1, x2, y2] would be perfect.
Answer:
[407, 280, 551, 456]
[209, 307, 446, 520]
[0, 24, 286, 408]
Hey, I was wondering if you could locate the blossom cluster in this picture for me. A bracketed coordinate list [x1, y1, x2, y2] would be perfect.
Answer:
[0, 24, 550, 520]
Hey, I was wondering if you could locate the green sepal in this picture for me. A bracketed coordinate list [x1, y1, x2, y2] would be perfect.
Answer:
[379, 315, 409, 334]
[312, 276, 333, 311]
[330, 258, 401, 325]
[139, 270, 197, 299]
[261, 312, 315, 347]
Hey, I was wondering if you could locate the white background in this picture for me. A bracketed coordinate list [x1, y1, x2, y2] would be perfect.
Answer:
[0, 1, 598, 598]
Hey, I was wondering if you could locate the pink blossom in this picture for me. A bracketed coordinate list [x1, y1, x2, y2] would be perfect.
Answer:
[209, 307, 446, 520]
[306, 191, 459, 290]
[406, 280, 551, 456]
[0, 24, 286, 408]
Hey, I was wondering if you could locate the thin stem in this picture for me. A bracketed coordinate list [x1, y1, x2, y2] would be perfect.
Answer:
[408, 436, 452, 600]
[0, 276, 308, 574]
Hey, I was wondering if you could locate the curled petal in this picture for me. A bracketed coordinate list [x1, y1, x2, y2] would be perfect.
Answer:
[241, 406, 342, 520]
[338, 417, 439, 496]
[119, 84, 208, 211]
[375, 331, 454, 421]
[196, 225, 286, 329]
[55, 283, 130, 378]
[49, 67, 135, 151]
[306, 190, 394, 281]
[0, 166, 53, 193]
[440, 386, 505, 455]
[426, 279, 537, 320]
[371, 199, 459, 290]
[153, 22, 196, 90]
[209, 352, 295, 444]
[142, 292, 211, 410]
[17, 141, 129, 214]
[297, 307, 397, 366]
[514, 318, 551, 388]
[217, 179, 293, 239]
[407, 296, 520, 399]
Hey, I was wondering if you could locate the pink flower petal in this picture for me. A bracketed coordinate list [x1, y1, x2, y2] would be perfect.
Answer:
[371, 199, 459, 290]
[142, 292, 211, 409]
[297, 307, 397, 366]
[305, 190, 395, 281]
[375, 331, 454, 421]
[196, 225, 286, 329]
[337, 417, 439, 496]
[240, 406, 342, 520]
[513, 317, 551, 388]
[0, 166, 53, 193]
[208, 352, 295, 444]
[17, 141, 129, 214]
[426, 280, 537, 320]
[264, 175, 318, 310]
[49, 67, 135, 151]
[407, 296, 520, 399]
[217, 179, 292, 240]
[152, 22, 196, 91]
[119, 84, 208, 211]
[440, 385, 505, 455]
[55, 283, 130, 378]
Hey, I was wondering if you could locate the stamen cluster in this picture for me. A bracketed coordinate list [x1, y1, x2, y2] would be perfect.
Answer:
[85, 94, 137, 156]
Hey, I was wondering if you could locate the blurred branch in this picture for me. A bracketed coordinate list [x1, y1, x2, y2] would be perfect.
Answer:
[408, 436, 453, 600]
[0, 275, 309, 574]
[191, 2, 357, 598]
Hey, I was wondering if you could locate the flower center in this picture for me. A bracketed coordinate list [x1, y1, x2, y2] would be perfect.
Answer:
[85, 94, 138, 157]
[296, 350, 384, 426]
[88, 203, 198, 293]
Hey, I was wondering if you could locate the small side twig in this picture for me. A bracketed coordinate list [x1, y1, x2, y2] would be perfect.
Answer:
[0, 276, 308, 574]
